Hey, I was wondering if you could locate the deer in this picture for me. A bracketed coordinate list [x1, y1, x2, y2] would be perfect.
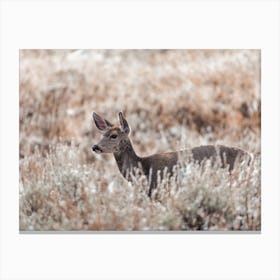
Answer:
[92, 112, 250, 197]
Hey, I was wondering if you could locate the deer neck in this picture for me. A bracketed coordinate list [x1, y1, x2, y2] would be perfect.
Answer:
[113, 139, 141, 179]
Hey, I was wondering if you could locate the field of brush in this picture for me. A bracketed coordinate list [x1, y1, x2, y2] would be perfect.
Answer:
[19, 50, 261, 231]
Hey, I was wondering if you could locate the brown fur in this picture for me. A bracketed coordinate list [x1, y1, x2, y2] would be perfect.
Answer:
[92, 112, 250, 196]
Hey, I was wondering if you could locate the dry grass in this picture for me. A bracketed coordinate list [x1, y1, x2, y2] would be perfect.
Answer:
[19, 49, 261, 231]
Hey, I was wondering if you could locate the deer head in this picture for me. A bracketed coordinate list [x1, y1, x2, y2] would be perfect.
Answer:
[92, 112, 131, 154]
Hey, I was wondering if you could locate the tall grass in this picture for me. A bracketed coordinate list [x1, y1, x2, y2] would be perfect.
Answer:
[19, 144, 260, 231]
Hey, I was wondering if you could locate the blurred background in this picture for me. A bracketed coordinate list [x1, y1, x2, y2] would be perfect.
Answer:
[19, 49, 260, 163]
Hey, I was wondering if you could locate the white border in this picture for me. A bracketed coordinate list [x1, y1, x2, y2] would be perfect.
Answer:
[1, 1, 279, 280]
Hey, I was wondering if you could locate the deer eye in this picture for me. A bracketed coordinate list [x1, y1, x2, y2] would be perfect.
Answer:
[110, 134, 117, 139]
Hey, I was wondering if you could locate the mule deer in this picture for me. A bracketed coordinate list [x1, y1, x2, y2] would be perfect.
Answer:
[92, 112, 250, 196]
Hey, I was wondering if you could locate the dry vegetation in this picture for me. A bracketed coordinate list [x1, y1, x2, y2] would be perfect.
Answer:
[19, 50, 261, 231]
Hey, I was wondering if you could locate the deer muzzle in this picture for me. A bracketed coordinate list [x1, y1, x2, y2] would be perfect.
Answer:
[92, 145, 103, 154]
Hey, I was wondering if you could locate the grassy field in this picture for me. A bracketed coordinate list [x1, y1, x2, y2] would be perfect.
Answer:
[19, 50, 261, 231]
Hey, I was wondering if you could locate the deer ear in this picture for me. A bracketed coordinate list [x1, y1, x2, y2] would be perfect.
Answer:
[118, 112, 130, 134]
[93, 112, 112, 132]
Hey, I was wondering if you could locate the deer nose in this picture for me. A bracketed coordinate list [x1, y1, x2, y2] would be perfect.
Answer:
[92, 145, 102, 153]
[92, 145, 98, 152]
